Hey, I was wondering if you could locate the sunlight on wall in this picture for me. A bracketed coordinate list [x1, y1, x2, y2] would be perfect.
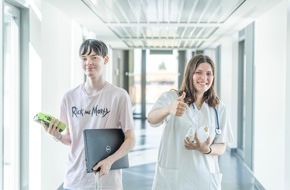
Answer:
[29, 43, 41, 190]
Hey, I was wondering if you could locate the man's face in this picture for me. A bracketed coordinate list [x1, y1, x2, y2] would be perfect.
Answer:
[80, 50, 108, 78]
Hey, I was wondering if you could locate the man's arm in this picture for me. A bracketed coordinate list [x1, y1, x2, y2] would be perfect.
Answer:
[93, 129, 136, 176]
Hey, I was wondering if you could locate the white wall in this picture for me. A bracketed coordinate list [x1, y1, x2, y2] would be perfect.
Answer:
[285, 1, 290, 189]
[218, 1, 289, 189]
[254, 1, 287, 189]
[28, 0, 84, 189]
[0, 1, 4, 189]
[41, 1, 72, 189]
[219, 36, 238, 148]
[28, 0, 43, 189]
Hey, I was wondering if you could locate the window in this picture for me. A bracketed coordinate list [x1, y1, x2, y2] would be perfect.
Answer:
[3, 2, 21, 190]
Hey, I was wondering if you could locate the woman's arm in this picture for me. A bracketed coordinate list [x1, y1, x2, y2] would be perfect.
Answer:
[147, 106, 171, 125]
[184, 133, 226, 156]
[207, 143, 226, 155]
[147, 92, 188, 125]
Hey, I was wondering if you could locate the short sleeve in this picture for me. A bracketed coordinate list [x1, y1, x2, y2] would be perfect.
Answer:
[213, 102, 234, 144]
[117, 90, 134, 132]
[147, 90, 178, 127]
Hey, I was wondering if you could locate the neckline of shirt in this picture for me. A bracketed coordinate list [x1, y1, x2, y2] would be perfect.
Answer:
[82, 82, 108, 97]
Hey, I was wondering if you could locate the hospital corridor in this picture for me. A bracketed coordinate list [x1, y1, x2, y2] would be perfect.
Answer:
[1, 0, 290, 190]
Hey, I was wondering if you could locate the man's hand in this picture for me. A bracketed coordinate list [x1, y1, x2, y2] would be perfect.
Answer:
[93, 158, 113, 177]
[41, 118, 62, 140]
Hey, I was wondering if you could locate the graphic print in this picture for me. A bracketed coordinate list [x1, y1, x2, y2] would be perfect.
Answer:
[72, 105, 110, 118]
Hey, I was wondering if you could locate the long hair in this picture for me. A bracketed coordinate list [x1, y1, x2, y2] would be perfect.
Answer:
[179, 54, 220, 107]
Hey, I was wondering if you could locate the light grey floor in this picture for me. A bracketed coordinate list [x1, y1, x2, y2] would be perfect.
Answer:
[123, 119, 264, 190]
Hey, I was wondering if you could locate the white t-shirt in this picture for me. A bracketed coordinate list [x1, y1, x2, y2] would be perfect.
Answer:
[60, 82, 134, 190]
[149, 90, 234, 190]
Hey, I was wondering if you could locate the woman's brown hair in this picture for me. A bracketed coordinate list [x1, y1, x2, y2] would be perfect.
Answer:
[179, 54, 220, 108]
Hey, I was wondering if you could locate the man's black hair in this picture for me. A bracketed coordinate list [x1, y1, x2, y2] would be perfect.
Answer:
[79, 39, 108, 57]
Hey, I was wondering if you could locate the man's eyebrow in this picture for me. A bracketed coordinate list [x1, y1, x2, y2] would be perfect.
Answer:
[81, 54, 98, 57]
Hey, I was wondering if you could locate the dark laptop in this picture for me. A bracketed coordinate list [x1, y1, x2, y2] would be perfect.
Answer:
[83, 128, 129, 173]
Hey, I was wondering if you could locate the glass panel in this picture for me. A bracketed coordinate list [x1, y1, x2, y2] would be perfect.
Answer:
[3, 3, 20, 190]
[129, 49, 142, 119]
[128, 50, 179, 120]
[146, 50, 179, 115]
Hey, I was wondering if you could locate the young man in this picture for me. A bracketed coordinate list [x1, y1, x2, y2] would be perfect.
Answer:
[42, 39, 135, 190]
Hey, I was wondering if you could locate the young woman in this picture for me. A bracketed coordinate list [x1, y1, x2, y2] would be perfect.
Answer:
[147, 54, 233, 190]
[42, 39, 135, 190]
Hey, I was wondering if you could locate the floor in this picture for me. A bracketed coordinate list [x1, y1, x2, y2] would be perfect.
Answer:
[123, 119, 265, 190]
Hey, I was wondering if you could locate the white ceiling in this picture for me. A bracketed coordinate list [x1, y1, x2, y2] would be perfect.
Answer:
[46, 0, 282, 50]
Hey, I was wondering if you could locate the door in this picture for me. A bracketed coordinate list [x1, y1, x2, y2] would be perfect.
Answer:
[128, 49, 179, 120]
[237, 40, 246, 158]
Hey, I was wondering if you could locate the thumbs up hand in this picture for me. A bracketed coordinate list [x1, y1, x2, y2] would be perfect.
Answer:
[169, 92, 188, 116]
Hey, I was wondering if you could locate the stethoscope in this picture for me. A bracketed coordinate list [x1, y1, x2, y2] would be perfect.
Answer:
[191, 104, 222, 135]
[213, 107, 222, 135]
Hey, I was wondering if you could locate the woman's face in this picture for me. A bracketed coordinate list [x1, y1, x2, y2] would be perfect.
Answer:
[192, 62, 214, 95]
[80, 49, 108, 78]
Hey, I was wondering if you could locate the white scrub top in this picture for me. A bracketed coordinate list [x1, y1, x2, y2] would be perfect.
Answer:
[149, 90, 234, 190]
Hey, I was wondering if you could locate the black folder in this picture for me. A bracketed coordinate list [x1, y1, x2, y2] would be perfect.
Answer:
[83, 128, 129, 173]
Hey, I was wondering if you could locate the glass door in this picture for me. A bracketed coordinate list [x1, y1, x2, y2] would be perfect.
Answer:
[3, 2, 21, 190]
[128, 49, 142, 119]
[128, 49, 179, 120]
[146, 50, 179, 114]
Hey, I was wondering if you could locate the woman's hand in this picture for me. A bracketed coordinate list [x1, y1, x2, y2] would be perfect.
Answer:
[148, 92, 188, 125]
[184, 132, 211, 153]
[169, 92, 188, 116]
